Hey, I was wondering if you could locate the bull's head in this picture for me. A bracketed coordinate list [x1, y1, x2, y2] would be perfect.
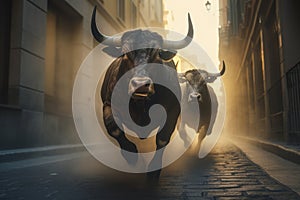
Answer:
[91, 6, 193, 99]
[179, 61, 225, 102]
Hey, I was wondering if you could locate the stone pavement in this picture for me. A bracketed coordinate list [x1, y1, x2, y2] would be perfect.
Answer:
[231, 137, 300, 195]
[0, 139, 300, 200]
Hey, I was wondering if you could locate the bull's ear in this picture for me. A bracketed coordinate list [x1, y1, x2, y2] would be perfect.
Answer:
[178, 73, 187, 83]
[102, 46, 122, 57]
[159, 50, 177, 61]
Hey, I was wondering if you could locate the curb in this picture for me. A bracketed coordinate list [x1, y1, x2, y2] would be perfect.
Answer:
[0, 144, 85, 163]
[236, 136, 300, 165]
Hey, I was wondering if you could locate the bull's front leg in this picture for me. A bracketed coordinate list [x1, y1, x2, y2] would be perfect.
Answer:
[147, 107, 180, 183]
[195, 125, 207, 153]
[178, 119, 192, 148]
[103, 103, 138, 164]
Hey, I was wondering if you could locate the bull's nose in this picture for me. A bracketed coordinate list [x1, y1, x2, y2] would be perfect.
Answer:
[130, 77, 152, 88]
[128, 77, 154, 97]
[188, 92, 202, 102]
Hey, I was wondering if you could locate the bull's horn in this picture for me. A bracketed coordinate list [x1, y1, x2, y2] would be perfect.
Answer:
[91, 6, 121, 46]
[178, 72, 187, 83]
[219, 61, 226, 75]
[210, 61, 226, 77]
[162, 13, 194, 50]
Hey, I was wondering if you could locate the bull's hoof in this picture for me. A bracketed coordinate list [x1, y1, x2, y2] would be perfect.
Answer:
[120, 141, 138, 165]
[146, 170, 161, 185]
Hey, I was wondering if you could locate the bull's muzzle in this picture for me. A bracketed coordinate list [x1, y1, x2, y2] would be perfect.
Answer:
[188, 92, 202, 102]
[129, 77, 155, 99]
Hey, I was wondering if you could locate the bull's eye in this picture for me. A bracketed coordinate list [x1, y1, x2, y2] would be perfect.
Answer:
[159, 50, 177, 61]
[126, 52, 136, 62]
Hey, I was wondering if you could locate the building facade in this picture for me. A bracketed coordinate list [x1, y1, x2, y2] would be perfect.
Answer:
[0, 0, 164, 150]
[219, 0, 300, 144]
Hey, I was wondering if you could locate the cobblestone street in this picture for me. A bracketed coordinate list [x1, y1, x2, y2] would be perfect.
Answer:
[1, 139, 299, 200]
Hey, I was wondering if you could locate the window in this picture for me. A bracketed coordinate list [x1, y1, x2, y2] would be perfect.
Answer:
[263, 3, 283, 136]
[253, 38, 265, 120]
[263, 3, 283, 116]
[117, 0, 125, 22]
[287, 62, 300, 140]
[0, 0, 12, 104]
[45, 2, 81, 115]
[254, 39, 264, 98]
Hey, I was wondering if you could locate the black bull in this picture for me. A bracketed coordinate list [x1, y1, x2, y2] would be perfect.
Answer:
[91, 7, 193, 180]
[178, 62, 225, 149]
